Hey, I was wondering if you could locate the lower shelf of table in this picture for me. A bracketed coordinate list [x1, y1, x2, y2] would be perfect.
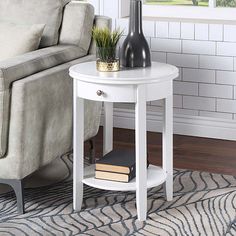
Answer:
[83, 164, 167, 191]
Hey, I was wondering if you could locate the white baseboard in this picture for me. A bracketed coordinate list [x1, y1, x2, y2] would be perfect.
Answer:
[101, 108, 236, 141]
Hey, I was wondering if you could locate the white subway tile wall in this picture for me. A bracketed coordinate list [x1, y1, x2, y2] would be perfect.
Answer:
[151, 51, 167, 63]
[167, 53, 199, 68]
[216, 71, 236, 85]
[174, 81, 198, 96]
[151, 38, 181, 53]
[199, 55, 234, 70]
[103, 0, 119, 18]
[156, 21, 169, 38]
[199, 84, 233, 99]
[169, 22, 181, 39]
[116, 18, 129, 35]
[224, 25, 236, 42]
[183, 68, 215, 83]
[217, 99, 236, 113]
[183, 40, 215, 55]
[143, 21, 155, 37]
[113, 13, 236, 120]
[173, 94, 184, 108]
[85, 1, 236, 145]
[183, 96, 216, 111]
[195, 24, 208, 41]
[217, 42, 236, 57]
[181, 23, 195, 40]
[151, 95, 183, 108]
[209, 24, 223, 41]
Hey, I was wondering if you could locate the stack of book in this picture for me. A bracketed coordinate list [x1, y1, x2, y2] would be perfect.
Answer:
[95, 150, 149, 183]
[95, 150, 136, 183]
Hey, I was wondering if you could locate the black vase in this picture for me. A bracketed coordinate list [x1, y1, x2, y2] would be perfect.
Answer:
[120, 0, 151, 68]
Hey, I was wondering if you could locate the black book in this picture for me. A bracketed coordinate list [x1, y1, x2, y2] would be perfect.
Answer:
[95, 150, 149, 183]
[95, 150, 136, 174]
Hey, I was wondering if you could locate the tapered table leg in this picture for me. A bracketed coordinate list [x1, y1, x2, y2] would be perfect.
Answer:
[163, 94, 173, 201]
[103, 102, 113, 156]
[135, 85, 147, 221]
[73, 79, 84, 211]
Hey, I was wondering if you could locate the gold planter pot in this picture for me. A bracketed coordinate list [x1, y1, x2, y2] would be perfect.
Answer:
[96, 60, 120, 72]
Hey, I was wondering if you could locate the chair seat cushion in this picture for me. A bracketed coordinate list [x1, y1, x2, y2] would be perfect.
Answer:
[0, 0, 70, 48]
[0, 23, 45, 61]
[0, 45, 87, 158]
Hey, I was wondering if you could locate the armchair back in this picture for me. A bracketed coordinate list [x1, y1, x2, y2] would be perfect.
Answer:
[0, 0, 70, 48]
[59, 2, 95, 54]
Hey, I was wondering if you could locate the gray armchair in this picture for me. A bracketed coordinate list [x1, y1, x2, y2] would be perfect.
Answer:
[0, 0, 111, 214]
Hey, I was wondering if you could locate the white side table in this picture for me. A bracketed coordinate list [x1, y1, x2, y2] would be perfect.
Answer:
[69, 61, 179, 221]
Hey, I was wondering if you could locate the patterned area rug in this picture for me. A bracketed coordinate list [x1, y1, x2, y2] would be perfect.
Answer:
[0, 153, 235, 236]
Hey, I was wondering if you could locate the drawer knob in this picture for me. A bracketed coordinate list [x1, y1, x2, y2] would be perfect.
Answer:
[96, 90, 104, 96]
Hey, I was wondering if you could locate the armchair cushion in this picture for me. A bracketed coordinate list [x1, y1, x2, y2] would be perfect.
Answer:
[0, 23, 45, 61]
[0, 0, 69, 48]
[0, 45, 87, 158]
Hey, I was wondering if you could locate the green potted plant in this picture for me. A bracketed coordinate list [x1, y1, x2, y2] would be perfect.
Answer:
[92, 27, 122, 72]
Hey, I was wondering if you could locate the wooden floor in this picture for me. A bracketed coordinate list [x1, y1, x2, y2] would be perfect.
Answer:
[86, 127, 236, 176]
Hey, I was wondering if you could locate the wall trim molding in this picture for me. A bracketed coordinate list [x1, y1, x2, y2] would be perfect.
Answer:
[102, 108, 236, 141]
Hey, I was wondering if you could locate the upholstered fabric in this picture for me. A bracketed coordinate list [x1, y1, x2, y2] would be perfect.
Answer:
[0, 8, 110, 180]
[0, 55, 102, 179]
[0, 0, 69, 47]
[59, 2, 94, 54]
[89, 16, 112, 54]
[0, 45, 87, 158]
[0, 45, 86, 91]
[0, 23, 45, 61]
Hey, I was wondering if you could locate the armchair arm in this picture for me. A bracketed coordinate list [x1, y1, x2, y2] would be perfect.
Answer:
[1, 55, 101, 179]
[0, 44, 86, 158]
[0, 45, 86, 92]
[94, 15, 112, 29]
[89, 15, 112, 55]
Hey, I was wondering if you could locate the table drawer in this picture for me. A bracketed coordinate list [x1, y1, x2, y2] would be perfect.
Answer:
[76, 81, 136, 102]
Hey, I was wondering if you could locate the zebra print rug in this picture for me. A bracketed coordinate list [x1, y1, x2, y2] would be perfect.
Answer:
[0, 153, 235, 236]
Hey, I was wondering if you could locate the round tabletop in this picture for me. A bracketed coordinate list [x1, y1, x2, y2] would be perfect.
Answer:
[69, 61, 179, 85]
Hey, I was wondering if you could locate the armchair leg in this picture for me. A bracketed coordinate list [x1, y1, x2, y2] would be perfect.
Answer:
[0, 179, 25, 214]
[89, 138, 96, 164]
